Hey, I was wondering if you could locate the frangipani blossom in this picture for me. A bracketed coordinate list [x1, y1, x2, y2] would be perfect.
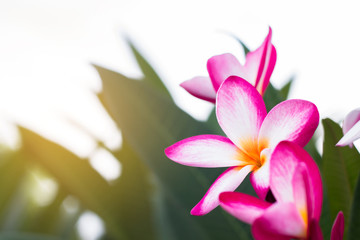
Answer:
[219, 141, 324, 240]
[337, 108, 360, 147]
[180, 27, 276, 103]
[165, 76, 319, 215]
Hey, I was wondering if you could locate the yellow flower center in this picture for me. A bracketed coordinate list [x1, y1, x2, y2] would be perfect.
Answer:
[299, 207, 308, 227]
[235, 138, 269, 170]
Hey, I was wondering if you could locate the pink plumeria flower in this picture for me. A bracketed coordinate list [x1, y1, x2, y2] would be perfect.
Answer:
[180, 27, 276, 103]
[219, 141, 324, 240]
[337, 108, 360, 147]
[165, 76, 319, 215]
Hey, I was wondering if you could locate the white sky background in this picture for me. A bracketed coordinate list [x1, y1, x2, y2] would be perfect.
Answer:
[1, 0, 360, 155]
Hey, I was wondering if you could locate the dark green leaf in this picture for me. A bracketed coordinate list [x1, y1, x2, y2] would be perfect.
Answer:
[279, 76, 294, 100]
[348, 174, 360, 239]
[263, 83, 286, 111]
[319, 182, 332, 239]
[95, 65, 252, 240]
[0, 232, 60, 240]
[108, 141, 159, 240]
[322, 118, 360, 236]
[263, 79, 295, 112]
[304, 136, 322, 168]
[205, 107, 224, 136]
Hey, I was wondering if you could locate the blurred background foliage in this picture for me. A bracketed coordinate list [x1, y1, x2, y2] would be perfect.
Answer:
[0, 39, 359, 240]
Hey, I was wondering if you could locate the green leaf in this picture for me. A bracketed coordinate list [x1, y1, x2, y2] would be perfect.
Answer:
[279, 76, 294, 100]
[0, 149, 26, 218]
[17, 127, 129, 240]
[322, 118, 360, 235]
[0, 233, 61, 240]
[348, 174, 360, 239]
[263, 80, 295, 112]
[23, 186, 67, 234]
[95, 65, 253, 240]
[20, 184, 78, 238]
[319, 187, 332, 240]
[107, 141, 159, 240]
[304, 136, 322, 167]
[126, 38, 171, 98]
[205, 107, 224, 136]
[67, 120, 161, 238]
[262, 83, 285, 112]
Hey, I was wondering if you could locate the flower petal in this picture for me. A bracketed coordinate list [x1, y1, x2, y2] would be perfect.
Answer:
[216, 76, 267, 152]
[257, 44, 276, 95]
[270, 141, 323, 220]
[219, 191, 271, 224]
[191, 165, 253, 215]
[342, 108, 360, 135]
[308, 219, 324, 240]
[259, 99, 319, 149]
[252, 202, 306, 239]
[250, 148, 271, 200]
[245, 27, 277, 95]
[165, 135, 244, 168]
[292, 163, 312, 226]
[337, 120, 360, 147]
[207, 53, 243, 91]
[180, 76, 216, 103]
[331, 211, 344, 240]
[251, 229, 290, 240]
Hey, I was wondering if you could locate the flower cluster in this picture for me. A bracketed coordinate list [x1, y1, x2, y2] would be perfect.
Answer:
[165, 28, 345, 239]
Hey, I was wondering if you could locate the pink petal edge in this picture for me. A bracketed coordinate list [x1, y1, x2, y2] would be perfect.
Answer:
[180, 76, 216, 103]
[191, 165, 253, 215]
[331, 211, 344, 240]
[165, 135, 243, 168]
[244, 27, 276, 96]
[259, 99, 319, 149]
[207, 53, 243, 91]
[257, 44, 276, 95]
[252, 202, 306, 239]
[342, 108, 360, 135]
[308, 219, 324, 240]
[219, 191, 271, 224]
[292, 162, 313, 224]
[337, 120, 360, 147]
[254, 27, 276, 95]
[270, 141, 323, 220]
